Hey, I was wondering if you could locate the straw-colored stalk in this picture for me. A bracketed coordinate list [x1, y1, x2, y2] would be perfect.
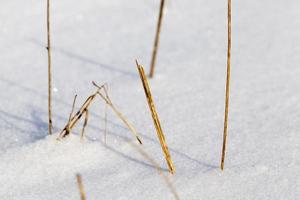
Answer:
[58, 83, 142, 145]
[76, 174, 87, 200]
[47, 0, 52, 135]
[136, 61, 175, 174]
[93, 82, 142, 144]
[58, 91, 98, 139]
[80, 109, 89, 139]
[66, 95, 77, 135]
[149, 0, 165, 78]
[221, 0, 232, 171]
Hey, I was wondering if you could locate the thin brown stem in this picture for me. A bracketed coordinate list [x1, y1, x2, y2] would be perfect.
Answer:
[149, 0, 165, 78]
[58, 93, 97, 139]
[47, 0, 52, 135]
[68, 95, 77, 123]
[93, 81, 142, 144]
[76, 174, 87, 200]
[58, 83, 142, 145]
[80, 109, 89, 139]
[221, 0, 232, 171]
[136, 60, 175, 174]
[66, 94, 77, 135]
[96, 90, 143, 145]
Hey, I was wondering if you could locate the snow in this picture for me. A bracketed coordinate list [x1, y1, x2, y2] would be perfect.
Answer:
[0, 0, 299, 199]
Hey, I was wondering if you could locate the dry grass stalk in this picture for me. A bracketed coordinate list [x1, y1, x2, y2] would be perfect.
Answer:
[58, 89, 100, 139]
[57, 83, 142, 145]
[149, 0, 166, 78]
[80, 109, 89, 139]
[136, 60, 175, 174]
[76, 174, 87, 200]
[66, 94, 77, 135]
[92, 82, 142, 144]
[221, 0, 232, 171]
[47, 0, 53, 135]
[130, 142, 180, 200]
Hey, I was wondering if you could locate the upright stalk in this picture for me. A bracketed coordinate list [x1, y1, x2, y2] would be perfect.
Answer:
[76, 174, 87, 200]
[136, 61, 175, 174]
[47, 0, 52, 135]
[149, 0, 165, 78]
[221, 0, 232, 171]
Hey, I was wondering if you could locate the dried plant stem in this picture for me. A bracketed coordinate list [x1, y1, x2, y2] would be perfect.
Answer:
[58, 83, 142, 145]
[47, 0, 52, 135]
[130, 142, 180, 200]
[68, 95, 78, 123]
[149, 0, 165, 78]
[93, 82, 142, 144]
[66, 95, 77, 135]
[58, 89, 101, 139]
[80, 109, 89, 139]
[76, 174, 87, 200]
[221, 0, 232, 171]
[136, 61, 175, 174]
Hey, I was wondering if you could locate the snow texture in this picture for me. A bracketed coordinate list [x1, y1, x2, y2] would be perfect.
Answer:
[0, 0, 299, 199]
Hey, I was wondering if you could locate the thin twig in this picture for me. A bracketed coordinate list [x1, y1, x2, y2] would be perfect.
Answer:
[76, 174, 87, 200]
[80, 109, 89, 139]
[93, 82, 142, 144]
[130, 142, 180, 200]
[58, 83, 142, 145]
[47, 0, 52, 135]
[149, 0, 166, 78]
[221, 0, 232, 171]
[68, 95, 78, 123]
[136, 60, 175, 174]
[58, 91, 99, 139]
[66, 94, 77, 135]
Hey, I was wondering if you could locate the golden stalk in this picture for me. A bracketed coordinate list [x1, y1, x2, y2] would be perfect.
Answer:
[47, 0, 52, 135]
[76, 174, 87, 200]
[58, 83, 142, 145]
[149, 0, 166, 78]
[58, 92, 98, 139]
[136, 60, 175, 174]
[221, 0, 232, 171]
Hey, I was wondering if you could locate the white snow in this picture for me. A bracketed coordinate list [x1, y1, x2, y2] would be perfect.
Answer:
[0, 0, 299, 199]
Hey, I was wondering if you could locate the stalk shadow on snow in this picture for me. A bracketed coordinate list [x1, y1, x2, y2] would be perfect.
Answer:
[0, 76, 75, 109]
[117, 130, 218, 173]
[31, 103, 220, 172]
[88, 112, 218, 171]
[0, 101, 167, 171]
[81, 116, 218, 172]
[28, 38, 138, 78]
[0, 109, 55, 142]
[0, 105, 217, 172]
[0, 74, 217, 172]
[99, 137, 169, 172]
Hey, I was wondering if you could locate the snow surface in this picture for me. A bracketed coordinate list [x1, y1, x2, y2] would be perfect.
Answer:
[0, 0, 299, 199]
